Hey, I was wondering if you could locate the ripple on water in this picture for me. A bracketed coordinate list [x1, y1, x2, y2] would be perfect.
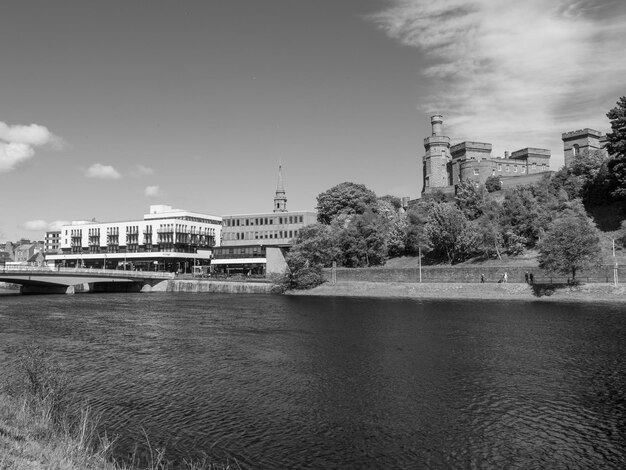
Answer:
[1, 294, 626, 469]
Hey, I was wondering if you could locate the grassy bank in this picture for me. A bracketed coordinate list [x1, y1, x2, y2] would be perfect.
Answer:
[0, 346, 236, 470]
[287, 280, 626, 302]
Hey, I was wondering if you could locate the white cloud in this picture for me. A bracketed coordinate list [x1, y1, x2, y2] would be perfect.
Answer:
[0, 121, 64, 172]
[85, 163, 122, 180]
[144, 185, 162, 197]
[135, 164, 155, 176]
[21, 219, 91, 232]
[371, 0, 626, 166]
[21, 220, 49, 231]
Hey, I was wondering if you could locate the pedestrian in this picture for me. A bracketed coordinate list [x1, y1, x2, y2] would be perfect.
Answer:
[525, 271, 529, 283]
[529, 272, 534, 284]
[480, 273, 485, 283]
[503, 272, 508, 283]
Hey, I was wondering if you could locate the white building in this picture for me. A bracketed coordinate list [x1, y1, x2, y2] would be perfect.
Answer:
[46, 205, 222, 273]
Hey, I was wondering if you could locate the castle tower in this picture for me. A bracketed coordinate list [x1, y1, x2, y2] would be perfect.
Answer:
[422, 115, 451, 193]
[273, 164, 288, 212]
[561, 128, 607, 168]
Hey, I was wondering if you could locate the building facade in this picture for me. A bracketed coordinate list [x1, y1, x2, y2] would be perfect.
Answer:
[45, 231, 61, 254]
[422, 115, 551, 195]
[212, 166, 316, 276]
[45, 205, 222, 273]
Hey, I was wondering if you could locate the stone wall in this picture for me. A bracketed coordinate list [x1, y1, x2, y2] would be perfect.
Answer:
[323, 265, 624, 284]
[162, 280, 276, 293]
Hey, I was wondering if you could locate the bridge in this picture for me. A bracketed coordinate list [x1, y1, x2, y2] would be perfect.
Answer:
[0, 266, 175, 294]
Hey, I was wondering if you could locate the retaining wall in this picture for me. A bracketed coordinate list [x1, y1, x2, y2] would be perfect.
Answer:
[161, 280, 276, 294]
[323, 265, 624, 284]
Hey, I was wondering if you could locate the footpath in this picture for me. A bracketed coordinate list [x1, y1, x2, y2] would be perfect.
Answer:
[287, 281, 626, 302]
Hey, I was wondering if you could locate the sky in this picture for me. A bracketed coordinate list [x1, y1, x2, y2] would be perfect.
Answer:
[1, 0, 625, 242]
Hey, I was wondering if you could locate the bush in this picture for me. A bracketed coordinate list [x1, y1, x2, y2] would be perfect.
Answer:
[485, 175, 502, 193]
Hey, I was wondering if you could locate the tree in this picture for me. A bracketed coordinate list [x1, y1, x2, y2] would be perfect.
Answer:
[284, 251, 325, 289]
[455, 180, 486, 220]
[473, 199, 504, 260]
[485, 175, 502, 193]
[538, 210, 601, 283]
[606, 97, 626, 199]
[377, 199, 408, 257]
[289, 224, 339, 267]
[424, 202, 478, 264]
[500, 187, 543, 247]
[334, 210, 387, 267]
[404, 203, 432, 257]
[316, 182, 378, 224]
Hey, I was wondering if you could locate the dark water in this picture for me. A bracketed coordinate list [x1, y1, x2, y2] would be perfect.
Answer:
[1, 293, 626, 469]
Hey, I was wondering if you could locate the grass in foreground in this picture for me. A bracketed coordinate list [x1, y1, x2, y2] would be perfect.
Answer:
[0, 345, 238, 470]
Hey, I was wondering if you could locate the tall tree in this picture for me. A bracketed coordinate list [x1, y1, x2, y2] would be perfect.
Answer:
[538, 208, 601, 282]
[424, 202, 478, 264]
[455, 180, 486, 221]
[316, 182, 378, 224]
[289, 224, 339, 267]
[606, 97, 626, 199]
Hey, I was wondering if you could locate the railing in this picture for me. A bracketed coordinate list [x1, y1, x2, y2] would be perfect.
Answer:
[0, 265, 175, 279]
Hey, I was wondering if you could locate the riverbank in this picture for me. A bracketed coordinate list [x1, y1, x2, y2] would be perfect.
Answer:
[287, 281, 626, 302]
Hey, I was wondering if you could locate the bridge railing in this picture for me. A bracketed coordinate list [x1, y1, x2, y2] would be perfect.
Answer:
[0, 265, 175, 280]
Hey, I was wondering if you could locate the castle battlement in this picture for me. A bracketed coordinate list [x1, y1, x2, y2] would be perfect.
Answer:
[561, 128, 603, 140]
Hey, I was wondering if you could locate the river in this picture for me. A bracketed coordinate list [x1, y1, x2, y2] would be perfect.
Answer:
[1, 292, 625, 468]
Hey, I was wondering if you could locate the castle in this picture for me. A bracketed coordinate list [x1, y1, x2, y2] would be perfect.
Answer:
[422, 115, 551, 195]
[561, 128, 608, 167]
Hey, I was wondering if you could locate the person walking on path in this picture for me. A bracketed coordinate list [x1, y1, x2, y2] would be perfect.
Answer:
[525, 271, 529, 283]
[503, 272, 508, 283]
[480, 273, 485, 283]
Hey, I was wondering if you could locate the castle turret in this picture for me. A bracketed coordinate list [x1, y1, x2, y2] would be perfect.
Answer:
[422, 115, 451, 193]
[273, 164, 287, 212]
[561, 128, 607, 168]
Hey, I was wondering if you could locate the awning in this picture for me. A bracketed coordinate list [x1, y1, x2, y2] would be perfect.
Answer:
[211, 258, 266, 265]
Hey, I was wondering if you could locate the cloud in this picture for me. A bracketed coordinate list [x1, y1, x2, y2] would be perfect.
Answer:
[135, 164, 155, 176]
[370, 0, 626, 166]
[21, 219, 91, 232]
[0, 121, 64, 172]
[85, 163, 121, 180]
[21, 220, 49, 231]
[144, 185, 162, 197]
[0, 122, 65, 171]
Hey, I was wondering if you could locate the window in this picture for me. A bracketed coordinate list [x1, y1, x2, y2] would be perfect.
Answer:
[514, 166, 517, 172]
[497, 164, 502, 171]
[505, 165, 509, 172]
[573, 144, 580, 156]
[473, 168, 479, 175]
[521, 166, 526, 173]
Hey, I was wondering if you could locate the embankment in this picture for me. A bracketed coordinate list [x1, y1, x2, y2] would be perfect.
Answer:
[153, 279, 277, 294]
[288, 281, 626, 302]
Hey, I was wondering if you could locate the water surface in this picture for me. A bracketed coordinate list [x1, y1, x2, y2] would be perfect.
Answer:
[1, 293, 625, 468]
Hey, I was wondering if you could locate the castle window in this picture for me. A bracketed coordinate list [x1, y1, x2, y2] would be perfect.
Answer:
[505, 165, 509, 172]
[473, 169, 479, 175]
[497, 164, 502, 171]
[573, 144, 580, 156]
[514, 166, 517, 172]
[521, 166, 526, 173]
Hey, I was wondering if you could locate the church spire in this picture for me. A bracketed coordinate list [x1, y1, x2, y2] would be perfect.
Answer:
[273, 164, 287, 213]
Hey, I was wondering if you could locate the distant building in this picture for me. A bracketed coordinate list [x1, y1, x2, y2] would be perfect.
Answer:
[14, 243, 43, 264]
[45, 205, 222, 273]
[45, 231, 61, 254]
[422, 115, 551, 196]
[212, 165, 316, 276]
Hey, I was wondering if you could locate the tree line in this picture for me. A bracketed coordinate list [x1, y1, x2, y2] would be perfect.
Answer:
[284, 97, 626, 288]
